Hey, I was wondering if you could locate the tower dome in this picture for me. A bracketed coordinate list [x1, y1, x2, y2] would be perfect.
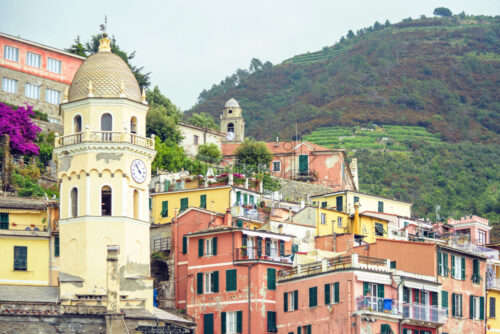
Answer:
[67, 35, 142, 103]
[224, 98, 240, 108]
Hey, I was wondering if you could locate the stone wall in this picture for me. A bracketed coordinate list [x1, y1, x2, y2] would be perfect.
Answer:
[277, 178, 333, 203]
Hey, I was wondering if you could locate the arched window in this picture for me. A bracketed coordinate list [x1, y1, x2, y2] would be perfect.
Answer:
[70, 188, 78, 217]
[130, 116, 137, 134]
[227, 122, 234, 133]
[101, 113, 112, 141]
[101, 186, 112, 216]
[73, 115, 82, 133]
[133, 190, 139, 219]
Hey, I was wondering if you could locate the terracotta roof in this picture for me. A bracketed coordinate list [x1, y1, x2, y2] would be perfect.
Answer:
[222, 141, 335, 156]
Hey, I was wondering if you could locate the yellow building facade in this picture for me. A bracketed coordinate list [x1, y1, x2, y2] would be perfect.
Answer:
[54, 35, 156, 311]
[488, 259, 500, 333]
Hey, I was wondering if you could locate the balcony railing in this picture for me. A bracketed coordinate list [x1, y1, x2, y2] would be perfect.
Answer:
[356, 296, 400, 315]
[56, 131, 154, 149]
[402, 302, 447, 324]
[290, 169, 316, 181]
[234, 247, 292, 264]
[152, 237, 171, 252]
[487, 277, 500, 289]
[231, 206, 268, 222]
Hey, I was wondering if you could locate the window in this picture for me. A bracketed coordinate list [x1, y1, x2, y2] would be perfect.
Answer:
[46, 88, 60, 104]
[490, 297, 496, 318]
[180, 197, 188, 212]
[374, 222, 385, 236]
[2, 77, 17, 93]
[267, 268, 276, 290]
[404, 221, 409, 227]
[267, 311, 277, 332]
[297, 325, 311, 334]
[324, 282, 339, 305]
[273, 161, 281, 172]
[222, 311, 242, 334]
[320, 213, 326, 225]
[470, 295, 485, 320]
[25, 83, 40, 99]
[73, 115, 82, 133]
[249, 195, 254, 204]
[451, 254, 465, 280]
[4, 45, 19, 61]
[336, 196, 343, 211]
[203, 313, 214, 334]
[200, 271, 219, 294]
[381, 324, 394, 334]
[0, 213, 9, 229]
[202, 237, 217, 256]
[161, 201, 168, 217]
[101, 113, 112, 131]
[70, 187, 78, 217]
[26, 51, 41, 68]
[309, 286, 318, 307]
[337, 217, 343, 228]
[47, 57, 61, 73]
[101, 186, 112, 216]
[452, 293, 463, 317]
[438, 251, 449, 276]
[390, 261, 396, 269]
[130, 117, 137, 134]
[472, 259, 481, 283]
[321, 201, 327, 208]
[227, 123, 234, 133]
[54, 236, 60, 257]
[477, 230, 486, 245]
[200, 194, 207, 209]
[226, 269, 237, 291]
[194, 135, 199, 145]
[182, 236, 187, 254]
[353, 196, 360, 203]
[378, 201, 384, 213]
[442, 291, 449, 316]
[284, 290, 299, 312]
[13, 246, 27, 270]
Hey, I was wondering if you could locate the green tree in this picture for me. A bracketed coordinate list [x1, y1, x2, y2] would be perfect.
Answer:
[196, 143, 222, 164]
[65, 36, 86, 57]
[433, 7, 452, 18]
[346, 30, 355, 39]
[235, 140, 272, 172]
[187, 112, 218, 130]
[146, 86, 183, 143]
[152, 138, 188, 173]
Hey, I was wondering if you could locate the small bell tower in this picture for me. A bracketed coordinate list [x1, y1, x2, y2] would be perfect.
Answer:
[220, 98, 245, 142]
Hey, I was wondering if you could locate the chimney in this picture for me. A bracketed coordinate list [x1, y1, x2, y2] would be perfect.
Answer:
[224, 208, 232, 227]
[350, 158, 359, 191]
[106, 245, 120, 313]
[274, 137, 279, 147]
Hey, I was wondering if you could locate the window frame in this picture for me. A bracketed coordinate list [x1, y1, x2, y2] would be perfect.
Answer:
[13, 246, 27, 271]
[0, 212, 9, 230]
[374, 222, 385, 236]
[320, 213, 326, 225]
[26, 51, 41, 68]
[4, 45, 19, 62]
[273, 161, 281, 172]
[25, 82, 40, 100]
[2, 77, 18, 93]
[490, 296, 496, 319]
[46, 88, 61, 105]
[47, 57, 62, 74]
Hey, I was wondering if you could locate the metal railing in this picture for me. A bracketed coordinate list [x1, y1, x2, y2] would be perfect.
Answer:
[402, 302, 447, 323]
[356, 296, 400, 315]
[290, 169, 316, 181]
[152, 237, 171, 252]
[487, 277, 500, 289]
[234, 247, 292, 264]
[231, 206, 268, 222]
[56, 131, 154, 149]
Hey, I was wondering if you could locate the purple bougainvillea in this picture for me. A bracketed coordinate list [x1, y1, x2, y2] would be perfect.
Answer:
[0, 103, 41, 155]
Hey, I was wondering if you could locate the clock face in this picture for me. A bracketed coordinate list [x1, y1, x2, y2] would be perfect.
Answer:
[131, 159, 147, 184]
[226, 131, 235, 140]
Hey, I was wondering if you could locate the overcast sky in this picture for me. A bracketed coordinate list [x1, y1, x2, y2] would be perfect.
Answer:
[1, 0, 499, 110]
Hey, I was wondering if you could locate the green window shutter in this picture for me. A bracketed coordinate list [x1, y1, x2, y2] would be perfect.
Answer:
[378, 284, 384, 299]
[221, 312, 226, 334]
[461, 257, 466, 280]
[378, 201, 384, 213]
[197, 273, 203, 294]
[403, 329, 408, 334]
[297, 327, 302, 334]
[431, 292, 438, 306]
[149, 198, 152, 210]
[363, 282, 369, 296]
[14, 246, 27, 270]
[451, 254, 455, 277]
[444, 253, 448, 276]
[198, 239, 204, 257]
[381, 324, 388, 334]
[54, 236, 60, 257]
[324, 284, 330, 305]
[236, 219, 243, 228]
[442, 291, 448, 309]
[309, 287, 317, 307]
[438, 251, 442, 275]
[336, 196, 343, 211]
[279, 240, 285, 257]
[226, 269, 236, 291]
[161, 201, 168, 217]
[243, 193, 248, 205]
[236, 191, 241, 204]
[480, 296, 485, 320]
[236, 311, 242, 333]
[491, 297, 496, 318]
[212, 237, 217, 256]
[403, 287, 409, 303]
[182, 236, 187, 254]
[294, 290, 298, 310]
[306, 325, 311, 334]
[212, 271, 219, 293]
[470, 295, 474, 319]
[200, 194, 207, 209]
[452, 293, 456, 316]
[284, 292, 288, 312]
[203, 314, 213, 334]
[334, 282, 339, 303]
[249, 195, 254, 204]
[267, 268, 276, 290]
[164, 180, 170, 192]
[180, 198, 188, 212]
[265, 238, 271, 256]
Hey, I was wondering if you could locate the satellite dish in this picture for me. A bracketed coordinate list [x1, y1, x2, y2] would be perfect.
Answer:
[226, 132, 235, 141]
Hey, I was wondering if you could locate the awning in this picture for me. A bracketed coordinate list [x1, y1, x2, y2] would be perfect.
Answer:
[242, 230, 292, 241]
[357, 272, 391, 285]
[404, 281, 440, 293]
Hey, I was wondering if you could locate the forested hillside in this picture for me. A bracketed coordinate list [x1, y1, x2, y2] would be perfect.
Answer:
[187, 13, 500, 227]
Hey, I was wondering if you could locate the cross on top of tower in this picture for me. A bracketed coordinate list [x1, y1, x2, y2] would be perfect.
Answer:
[99, 15, 108, 38]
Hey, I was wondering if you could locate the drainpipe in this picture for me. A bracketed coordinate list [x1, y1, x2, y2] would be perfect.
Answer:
[47, 204, 52, 286]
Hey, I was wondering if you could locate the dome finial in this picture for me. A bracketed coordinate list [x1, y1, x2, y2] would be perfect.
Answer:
[98, 15, 111, 52]
[142, 87, 148, 105]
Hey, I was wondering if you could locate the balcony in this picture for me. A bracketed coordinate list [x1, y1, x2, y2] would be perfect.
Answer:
[290, 169, 316, 181]
[231, 206, 268, 222]
[402, 302, 447, 324]
[278, 254, 389, 281]
[487, 277, 500, 290]
[55, 131, 154, 150]
[152, 237, 171, 252]
[356, 296, 401, 316]
[234, 247, 292, 265]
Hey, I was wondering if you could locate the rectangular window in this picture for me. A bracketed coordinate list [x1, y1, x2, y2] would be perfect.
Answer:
[13, 246, 27, 271]
[470, 295, 485, 320]
[478, 230, 486, 245]
[25, 83, 40, 99]
[249, 195, 254, 204]
[378, 201, 384, 213]
[205, 237, 216, 256]
[273, 161, 280, 172]
[267, 268, 276, 290]
[225, 311, 238, 333]
[309, 286, 318, 307]
[452, 293, 462, 317]
[321, 201, 327, 208]
[284, 290, 299, 312]
[452, 255, 465, 280]
[193, 135, 199, 145]
[226, 269, 237, 292]
[180, 197, 188, 212]
[267, 311, 277, 332]
[472, 258, 480, 283]
[4, 45, 19, 61]
[161, 201, 168, 217]
[353, 196, 359, 203]
[26, 51, 41, 68]
[2, 77, 17, 93]
[200, 194, 207, 209]
[490, 297, 496, 318]
[390, 261, 396, 269]
[54, 236, 60, 257]
[442, 291, 449, 316]
[204, 271, 219, 294]
[336, 196, 343, 211]
[182, 236, 187, 254]
[46, 88, 60, 104]
[47, 57, 62, 73]
[0, 213, 8, 229]
[320, 213, 326, 225]
[325, 282, 340, 304]
[375, 222, 385, 236]
[337, 217, 342, 228]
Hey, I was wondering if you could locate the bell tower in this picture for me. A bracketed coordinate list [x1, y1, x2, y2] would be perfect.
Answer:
[220, 98, 245, 142]
[54, 34, 156, 311]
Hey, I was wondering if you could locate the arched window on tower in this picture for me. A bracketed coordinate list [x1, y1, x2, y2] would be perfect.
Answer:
[101, 113, 112, 141]
[101, 186, 112, 216]
[73, 115, 82, 133]
[227, 122, 234, 133]
[130, 116, 137, 134]
[133, 189, 139, 219]
[70, 187, 78, 217]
